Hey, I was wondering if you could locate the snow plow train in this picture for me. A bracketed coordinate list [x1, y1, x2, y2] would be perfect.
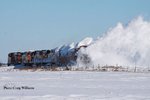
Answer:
[8, 49, 78, 69]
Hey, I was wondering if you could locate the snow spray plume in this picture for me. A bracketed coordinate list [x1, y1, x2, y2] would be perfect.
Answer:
[77, 16, 150, 68]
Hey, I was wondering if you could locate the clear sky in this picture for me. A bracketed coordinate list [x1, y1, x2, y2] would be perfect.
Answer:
[0, 0, 150, 63]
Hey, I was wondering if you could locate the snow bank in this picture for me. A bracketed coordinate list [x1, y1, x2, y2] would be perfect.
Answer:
[77, 16, 150, 68]
[0, 66, 17, 72]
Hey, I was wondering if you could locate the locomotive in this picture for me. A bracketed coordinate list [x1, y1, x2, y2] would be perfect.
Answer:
[8, 48, 77, 69]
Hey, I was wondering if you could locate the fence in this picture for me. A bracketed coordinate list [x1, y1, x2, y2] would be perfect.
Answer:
[0, 65, 150, 73]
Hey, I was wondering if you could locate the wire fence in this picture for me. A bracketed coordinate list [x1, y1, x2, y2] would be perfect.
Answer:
[0, 65, 150, 73]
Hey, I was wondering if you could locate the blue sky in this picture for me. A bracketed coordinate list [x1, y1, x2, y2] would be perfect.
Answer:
[0, 0, 150, 63]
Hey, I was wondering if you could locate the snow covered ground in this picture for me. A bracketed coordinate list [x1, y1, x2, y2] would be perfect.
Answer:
[0, 67, 150, 100]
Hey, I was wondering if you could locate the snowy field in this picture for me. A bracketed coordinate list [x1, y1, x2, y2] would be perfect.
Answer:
[0, 67, 150, 100]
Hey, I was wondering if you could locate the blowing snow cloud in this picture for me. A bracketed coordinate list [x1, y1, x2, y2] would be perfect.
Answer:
[77, 16, 150, 68]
